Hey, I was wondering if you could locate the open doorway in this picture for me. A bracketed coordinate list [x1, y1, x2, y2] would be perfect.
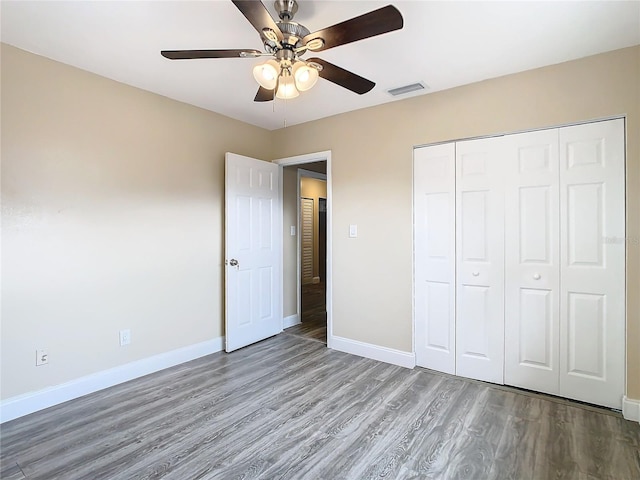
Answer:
[280, 158, 328, 345]
[298, 171, 327, 342]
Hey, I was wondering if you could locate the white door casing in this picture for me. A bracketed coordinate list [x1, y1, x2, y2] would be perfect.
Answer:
[455, 136, 505, 384]
[225, 153, 283, 352]
[414, 143, 456, 374]
[504, 129, 561, 395]
[558, 119, 625, 409]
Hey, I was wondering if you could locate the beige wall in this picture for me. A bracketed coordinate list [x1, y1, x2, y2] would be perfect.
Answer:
[271, 46, 640, 400]
[300, 177, 327, 282]
[0, 44, 272, 399]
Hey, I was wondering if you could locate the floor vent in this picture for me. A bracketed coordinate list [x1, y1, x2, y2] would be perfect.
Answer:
[387, 82, 428, 96]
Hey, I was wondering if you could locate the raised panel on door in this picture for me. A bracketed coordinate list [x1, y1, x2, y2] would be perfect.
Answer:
[414, 143, 456, 374]
[504, 129, 560, 395]
[559, 119, 625, 409]
[455, 137, 504, 384]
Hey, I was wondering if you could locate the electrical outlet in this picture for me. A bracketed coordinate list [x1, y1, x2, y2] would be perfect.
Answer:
[119, 329, 131, 346]
[36, 349, 48, 366]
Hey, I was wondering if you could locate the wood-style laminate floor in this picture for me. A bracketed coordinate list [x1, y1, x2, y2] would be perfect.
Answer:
[2, 334, 639, 480]
[284, 282, 327, 344]
[284, 317, 327, 344]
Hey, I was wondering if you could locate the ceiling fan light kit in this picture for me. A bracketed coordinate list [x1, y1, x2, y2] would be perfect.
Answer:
[161, 0, 404, 102]
[292, 62, 319, 91]
[253, 59, 280, 90]
[276, 72, 299, 99]
[252, 46, 319, 99]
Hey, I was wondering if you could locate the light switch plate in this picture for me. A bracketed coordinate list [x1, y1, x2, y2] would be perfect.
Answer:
[290, 226, 296, 236]
[36, 349, 48, 366]
[119, 329, 131, 346]
[349, 224, 358, 238]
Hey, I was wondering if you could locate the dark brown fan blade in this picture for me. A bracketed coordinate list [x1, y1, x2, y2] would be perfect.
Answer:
[303, 5, 403, 52]
[254, 86, 274, 102]
[307, 58, 375, 94]
[161, 49, 261, 59]
[232, 0, 284, 42]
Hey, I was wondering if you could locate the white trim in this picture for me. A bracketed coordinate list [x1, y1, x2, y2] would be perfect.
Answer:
[0, 337, 224, 424]
[283, 314, 301, 329]
[411, 145, 416, 363]
[412, 115, 626, 150]
[296, 173, 302, 318]
[622, 396, 640, 423]
[273, 150, 331, 166]
[330, 335, 416, 369]
[276, 150, 333, 348]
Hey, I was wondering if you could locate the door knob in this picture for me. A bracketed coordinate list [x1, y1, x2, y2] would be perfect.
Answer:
[228, 259, 239, 268]
[533, 273, 541, 280]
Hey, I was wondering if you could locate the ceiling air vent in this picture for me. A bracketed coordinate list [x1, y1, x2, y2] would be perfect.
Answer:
[387, 82, 428, 97]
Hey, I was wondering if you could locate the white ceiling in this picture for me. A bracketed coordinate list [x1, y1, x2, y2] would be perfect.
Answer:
[2, 1, 639, 130]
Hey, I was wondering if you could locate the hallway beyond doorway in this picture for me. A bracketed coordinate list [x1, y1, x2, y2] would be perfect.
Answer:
[284, 282, 326, 344]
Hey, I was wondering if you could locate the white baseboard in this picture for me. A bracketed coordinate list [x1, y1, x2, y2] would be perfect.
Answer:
[329, 335, 415, 369]
[283, 314, 301, 329]
[0, 336, 224, 424]
[622, 395, 640, 423]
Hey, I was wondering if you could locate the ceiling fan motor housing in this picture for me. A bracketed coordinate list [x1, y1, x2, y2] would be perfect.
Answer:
[271, 21, 310, 51]
[265, 0, 311, 55]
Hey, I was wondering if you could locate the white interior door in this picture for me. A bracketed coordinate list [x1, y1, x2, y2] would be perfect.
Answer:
[225, 152, 282, 352]
[455, 137, 505, 384]
[504, 129, 561, 395]
[414, 143, 456, 374]
[559, 119, 625, 409]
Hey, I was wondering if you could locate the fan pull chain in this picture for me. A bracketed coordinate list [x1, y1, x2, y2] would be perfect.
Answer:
[283, 95, 287, 128]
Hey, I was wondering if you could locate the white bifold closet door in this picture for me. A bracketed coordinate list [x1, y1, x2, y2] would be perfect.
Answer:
[414, 143, 456, 374]
[504, 129, 561, 395]
[558, 119, 625, 409]
[413, 118, 625, 409]
[455, 137, 505, 384]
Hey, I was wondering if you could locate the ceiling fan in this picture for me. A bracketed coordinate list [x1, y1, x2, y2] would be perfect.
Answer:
[161, 0, 404, 101]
